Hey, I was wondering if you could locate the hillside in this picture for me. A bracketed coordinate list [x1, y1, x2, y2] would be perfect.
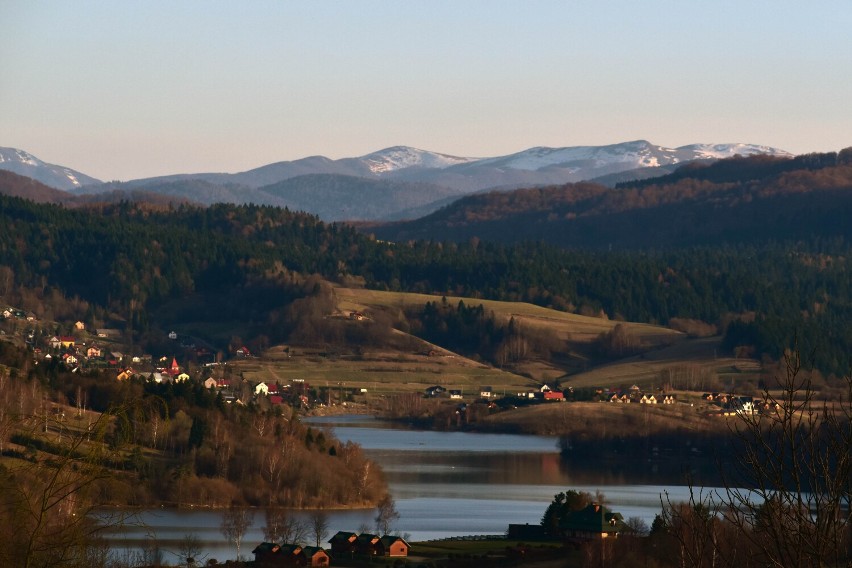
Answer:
[0, 170, 73, 204]
[369, 150, 852, 248]
[2, 183, 852, 376]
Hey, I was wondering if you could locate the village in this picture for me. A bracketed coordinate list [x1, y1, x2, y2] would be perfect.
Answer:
[246, 501, 633, 567]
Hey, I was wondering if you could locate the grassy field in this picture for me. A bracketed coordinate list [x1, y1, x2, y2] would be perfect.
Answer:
[232, 344, 540, 396]
[476, 399, 732, 437]
[228, 286, 762, 402]
[334, 287, 682, 344]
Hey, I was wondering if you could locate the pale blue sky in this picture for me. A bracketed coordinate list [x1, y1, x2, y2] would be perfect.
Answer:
[2, 1, 850, 181]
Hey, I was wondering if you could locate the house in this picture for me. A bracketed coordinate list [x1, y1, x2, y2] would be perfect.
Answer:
[734, 396, 755, 414]
[97, 328, 120, 339]
[62, 353, 78, 365]
[235, 346, 252, 358]
[252, 542, 281, 566]
[168, 331, 178, 340]
[640, 394, 658, 404]
[448, 389, 463, 399]
[74, 321, 85, 330]
[379, 535, 409, 557]
[269, 394, 284, 405]
[60, 336, 75, 349]
[425, 385, 445, 397]
[175, 372, 190, 382]
[252, 542, 305, 567]
[203, 377, 218, 389]
[328, 531, 358, 556]
[87, 345, 102, 358]
[662, 394, 676, 404]
[167, 357, 181, 376]
[48, 336, 62, 349]
[217, 377, 232, 389]
[479, 386, 494, 398]
[255, 382, 270, 396]
[349, 311, 366, 321]
[116, 368, 134, 381]
[301, 546, 330, 567]
[356, 533, 382, 556]
[559, 503, 629, 541]
[542, 390, 564, 401]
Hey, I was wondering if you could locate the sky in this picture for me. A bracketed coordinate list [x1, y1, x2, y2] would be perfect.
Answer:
[1, 1, 851, 181]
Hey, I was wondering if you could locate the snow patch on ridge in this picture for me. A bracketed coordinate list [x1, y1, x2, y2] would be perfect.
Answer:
[677, 143, 793, 160]
[360, 146, 479, 174]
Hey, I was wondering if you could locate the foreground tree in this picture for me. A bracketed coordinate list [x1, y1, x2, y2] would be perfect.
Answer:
[0, 401, 131, 568]
[660, 347, 852, 567]
[718, 347, 852, 567]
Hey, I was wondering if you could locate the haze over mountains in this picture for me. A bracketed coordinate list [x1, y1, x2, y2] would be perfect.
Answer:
[0, 141, 791, 221]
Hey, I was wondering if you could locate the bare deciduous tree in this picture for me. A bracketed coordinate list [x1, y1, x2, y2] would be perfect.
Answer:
[310, 511, 329, 547]
[0, 402, 133, 568]
[263, 509, 307, 545]
[220, 508, 254, 560]
[177, 533, 205, 567]
[660, 347, 852, 567]
[375, 494, 400, 535]
[717, 347, 852, 567]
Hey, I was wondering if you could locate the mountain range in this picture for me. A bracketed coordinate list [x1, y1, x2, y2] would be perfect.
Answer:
[0, 147, 100, 190]
[0, 141, 791, 221]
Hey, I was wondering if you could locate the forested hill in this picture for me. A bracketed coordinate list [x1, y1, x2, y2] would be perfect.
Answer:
[0, 169, 196, 208]
[368, 150, 852, 249]
[1, 190, 852, 375]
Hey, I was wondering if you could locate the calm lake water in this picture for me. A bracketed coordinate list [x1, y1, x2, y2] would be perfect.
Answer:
[106, 414, 713, 563]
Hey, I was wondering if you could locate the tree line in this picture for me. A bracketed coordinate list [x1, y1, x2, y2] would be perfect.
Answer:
[2, 171, 852, 376]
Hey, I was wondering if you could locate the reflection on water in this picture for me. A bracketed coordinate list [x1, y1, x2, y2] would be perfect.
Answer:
[107, 414, 720, 562]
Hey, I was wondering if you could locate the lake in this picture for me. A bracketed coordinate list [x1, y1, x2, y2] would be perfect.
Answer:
[106, 414, 713, 563]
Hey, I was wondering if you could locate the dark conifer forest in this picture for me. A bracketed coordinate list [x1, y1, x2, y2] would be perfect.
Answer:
[1, 150, 851, 375]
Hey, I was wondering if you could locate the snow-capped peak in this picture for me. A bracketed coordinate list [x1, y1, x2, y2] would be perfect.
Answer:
[676, 143, 794, 160]
[461, 141, 791, 173]
[359, 146, 478, 174]
[0, 146, 101, 190]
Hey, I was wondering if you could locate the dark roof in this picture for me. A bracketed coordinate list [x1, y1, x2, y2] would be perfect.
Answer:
[252, 542, 280, 554]
[302, 546, 328, 557]
[379, 535, 409, 548]
[277, 543, 302, 555]
[559, 504, 627, 534]
[329, 531, 358, 543]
